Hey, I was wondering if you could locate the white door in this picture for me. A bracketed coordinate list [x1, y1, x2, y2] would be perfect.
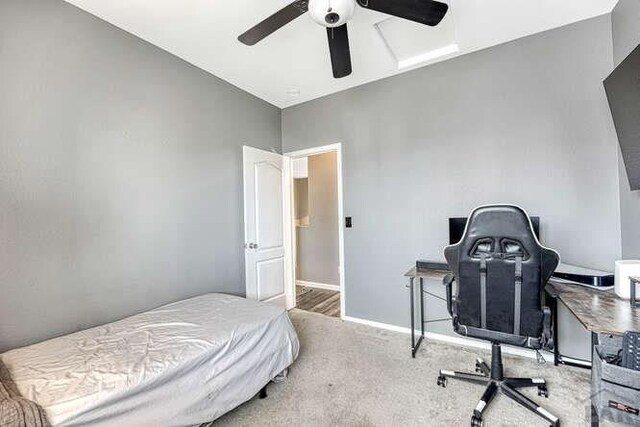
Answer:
[243, 146, 293, 309]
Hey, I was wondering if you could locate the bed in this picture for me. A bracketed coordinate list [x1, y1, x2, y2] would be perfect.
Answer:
[0, 293, 299, 426]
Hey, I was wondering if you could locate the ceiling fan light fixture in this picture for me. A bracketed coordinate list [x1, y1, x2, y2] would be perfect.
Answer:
[238, 0, 450, 78]
[309, 0, 356, 28]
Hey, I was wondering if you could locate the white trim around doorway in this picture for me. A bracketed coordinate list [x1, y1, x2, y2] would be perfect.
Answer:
[285, 143, 346, 320]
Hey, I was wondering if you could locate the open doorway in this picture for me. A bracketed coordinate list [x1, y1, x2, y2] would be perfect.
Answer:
[286, 144, 345, 319]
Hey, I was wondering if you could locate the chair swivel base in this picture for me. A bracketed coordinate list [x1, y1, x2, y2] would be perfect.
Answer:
[436, 343, 559, 427]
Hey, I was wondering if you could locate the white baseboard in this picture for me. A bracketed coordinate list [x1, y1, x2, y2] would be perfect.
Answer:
[342, 315, 553, 361]
[296, 280, 340, 292]
[343, 315, 413, 334]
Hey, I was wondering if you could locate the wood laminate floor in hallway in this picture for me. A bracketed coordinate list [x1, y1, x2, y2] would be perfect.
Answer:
[295, 286, 340, 318]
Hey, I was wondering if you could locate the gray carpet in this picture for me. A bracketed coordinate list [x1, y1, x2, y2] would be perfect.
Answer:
[215, 309, 594, 426]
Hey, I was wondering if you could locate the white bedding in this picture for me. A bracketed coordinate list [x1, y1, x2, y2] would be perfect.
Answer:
[0, 293, 299, 426]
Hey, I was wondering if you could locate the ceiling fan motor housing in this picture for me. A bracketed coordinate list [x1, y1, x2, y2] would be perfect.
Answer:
[309, 0, 356, 28]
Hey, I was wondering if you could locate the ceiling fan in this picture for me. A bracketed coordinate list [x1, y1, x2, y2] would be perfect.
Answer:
[238, 0, 449, 79]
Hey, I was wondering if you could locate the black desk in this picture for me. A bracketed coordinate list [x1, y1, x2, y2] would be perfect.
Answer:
[405, 264, 640, 365]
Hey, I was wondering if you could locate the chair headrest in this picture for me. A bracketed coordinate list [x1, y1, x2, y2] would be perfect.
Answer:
[456, 205, 548, 263]
[465, 205, 537, 244]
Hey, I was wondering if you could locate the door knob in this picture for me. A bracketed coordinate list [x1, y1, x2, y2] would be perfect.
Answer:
[245, 243, 259, 250]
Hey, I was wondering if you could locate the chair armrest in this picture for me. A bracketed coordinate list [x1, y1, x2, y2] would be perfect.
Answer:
[443, 273, 455, 317]
[541, 306, 554, 351]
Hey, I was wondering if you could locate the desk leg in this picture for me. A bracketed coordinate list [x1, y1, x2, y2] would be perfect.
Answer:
[410, 277, 415, 358]
[590, 334, 599, 427]
[549, 294, 560, 366]
[591, 404, 599, 427]
[546, 290, 592, 369]
[631, 278, 639, 307]
[420, 277, 425, 341]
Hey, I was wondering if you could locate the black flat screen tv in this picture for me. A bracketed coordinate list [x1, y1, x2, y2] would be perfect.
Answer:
[604, 43, 640, 191]
[449, 217, 540, 244]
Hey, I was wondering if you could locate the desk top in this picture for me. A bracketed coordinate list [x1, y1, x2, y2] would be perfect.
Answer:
[406, 265, 640, 335]
[546, 280, 640, 335]
[405, 266, 449, 280]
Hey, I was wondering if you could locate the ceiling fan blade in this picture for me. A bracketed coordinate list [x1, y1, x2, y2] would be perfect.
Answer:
[327, 24, 352, 79]
[356, 0, 448, 26]
[238, 0, 309, 46]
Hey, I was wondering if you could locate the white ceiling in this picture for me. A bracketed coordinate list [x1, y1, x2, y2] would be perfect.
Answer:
[64, 0, 618, 108]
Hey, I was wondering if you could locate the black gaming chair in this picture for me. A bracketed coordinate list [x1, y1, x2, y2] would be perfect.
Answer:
[437, 205, 560, 427]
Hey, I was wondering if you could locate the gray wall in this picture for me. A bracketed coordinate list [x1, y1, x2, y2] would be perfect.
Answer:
[296, 152, 340, 286]
[0, 0, 625, 360]
[611, 0, 640, 259]
[0, 0, 281, 352]
[282, 15, 621, 355]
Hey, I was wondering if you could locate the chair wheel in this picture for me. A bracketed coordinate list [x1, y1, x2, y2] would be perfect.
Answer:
[474, 361, 487, 374]
[471, 415, 483, 427]
[437, 375, 447, 388]
[537, 385, 549, 398]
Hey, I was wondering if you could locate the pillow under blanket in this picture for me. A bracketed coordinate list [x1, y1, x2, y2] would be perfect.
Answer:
[0, 363, 49, 427]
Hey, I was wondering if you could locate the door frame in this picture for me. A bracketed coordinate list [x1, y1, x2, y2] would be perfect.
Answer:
[284, 143, 345, 319]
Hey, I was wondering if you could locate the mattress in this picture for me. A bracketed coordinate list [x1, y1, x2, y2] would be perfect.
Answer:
[0, 293, 299, 426]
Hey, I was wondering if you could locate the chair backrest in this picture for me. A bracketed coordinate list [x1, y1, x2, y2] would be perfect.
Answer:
[444, 205, 559, 341]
